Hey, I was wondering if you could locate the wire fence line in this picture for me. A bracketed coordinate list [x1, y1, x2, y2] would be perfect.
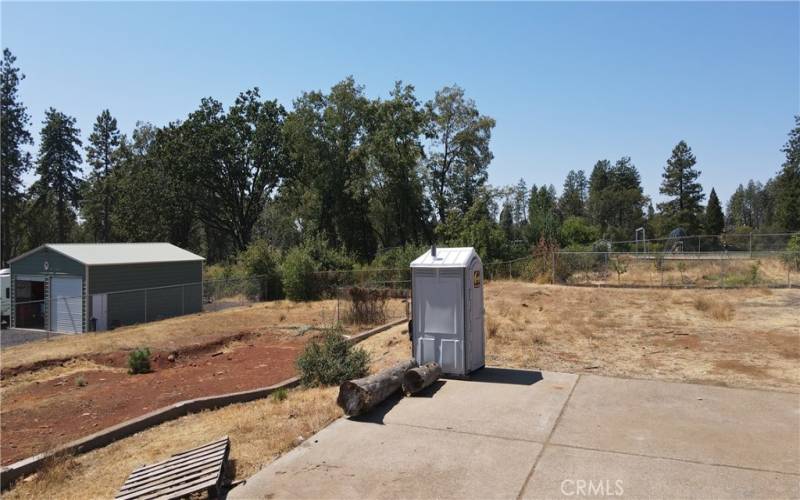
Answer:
[604, 231, 796, 254]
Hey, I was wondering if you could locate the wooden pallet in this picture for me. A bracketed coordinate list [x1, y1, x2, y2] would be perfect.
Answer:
[115, 436, 230, 500]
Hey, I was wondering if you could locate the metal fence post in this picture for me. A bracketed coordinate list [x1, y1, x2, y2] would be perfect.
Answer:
[144, 288, 148, 322]
[749, 232, 753, 257]
[336, 286, 340, 324]
[552, 252, 556, 284]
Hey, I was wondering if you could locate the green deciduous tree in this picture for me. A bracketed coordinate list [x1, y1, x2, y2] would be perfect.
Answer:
[182, 88, 288, 252]
[704, 188, 724, 235]
[425, 85, 495, 222]
[436, 190, 507, 261]
[1, 48, 33, 264]
[283, 78, 376, 260]
[658, 141, 705, 233]
[111, 123, 197, 248]
[83, 109, 121, 242]
[31, 108, 83, 243]
[366, 82, 431, 248]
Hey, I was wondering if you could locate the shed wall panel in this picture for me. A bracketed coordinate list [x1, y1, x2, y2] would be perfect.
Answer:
[88, 262, 201, 294]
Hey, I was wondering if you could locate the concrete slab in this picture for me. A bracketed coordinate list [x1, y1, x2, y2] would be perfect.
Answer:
[550, 375, 800, 474]
[523, 445, 800, 500]
[383, 368, 578, 442]
[228, 417, 542, 500]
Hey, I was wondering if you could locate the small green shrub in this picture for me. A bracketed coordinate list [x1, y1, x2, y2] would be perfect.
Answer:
[128, 347, 152, 374]
[238, 239, 283, 300]
[76, 375, 88, 387]
[611, 257, 628, 284]
[271, 387, 288, 402]
[748, 261, 761, 285]
[296, 327, 370, 387]
[281, 247, 319, 301]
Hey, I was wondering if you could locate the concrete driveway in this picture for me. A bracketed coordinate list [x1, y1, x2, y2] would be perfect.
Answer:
[229, 369, 800, 499]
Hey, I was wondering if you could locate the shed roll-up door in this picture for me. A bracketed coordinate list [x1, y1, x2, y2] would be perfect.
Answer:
[51, 277, 83, 333]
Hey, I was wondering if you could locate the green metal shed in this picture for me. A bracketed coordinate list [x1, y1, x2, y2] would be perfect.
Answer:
[8, 243, 205, 333]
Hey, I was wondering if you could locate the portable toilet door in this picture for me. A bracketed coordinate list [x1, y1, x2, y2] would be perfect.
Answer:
[465, 255, 485, 372]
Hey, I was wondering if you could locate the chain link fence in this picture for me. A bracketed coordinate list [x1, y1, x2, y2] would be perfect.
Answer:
[610, 232, 796, 254]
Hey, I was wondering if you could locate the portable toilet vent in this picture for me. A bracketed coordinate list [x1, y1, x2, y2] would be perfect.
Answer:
[410, 247, 485, 376]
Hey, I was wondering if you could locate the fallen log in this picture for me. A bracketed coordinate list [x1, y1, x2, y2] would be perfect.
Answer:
[337, 359, 417, 416]
[402, 362, 442, 396]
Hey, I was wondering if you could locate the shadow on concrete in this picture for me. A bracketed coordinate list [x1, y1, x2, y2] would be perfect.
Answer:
[466, 367, 543, 386]
[350, 391, 404, 425]
[406, 380, 446, 398]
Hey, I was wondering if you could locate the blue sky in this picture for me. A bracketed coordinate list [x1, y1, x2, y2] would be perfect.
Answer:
[2, 1, 798, 204]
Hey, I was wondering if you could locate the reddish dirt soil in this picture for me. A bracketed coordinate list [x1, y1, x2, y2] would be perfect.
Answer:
[1, 332, 307, 465]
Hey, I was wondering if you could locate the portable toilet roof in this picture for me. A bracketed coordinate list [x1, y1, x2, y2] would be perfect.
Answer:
[410, 247, 478, 268]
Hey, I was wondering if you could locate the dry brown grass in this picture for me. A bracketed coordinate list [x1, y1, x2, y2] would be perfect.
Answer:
[692, 297, 735, 321]
[3, 325, 412, 500]
[1, 299, 406, 371]
[483, 281, 800, 391]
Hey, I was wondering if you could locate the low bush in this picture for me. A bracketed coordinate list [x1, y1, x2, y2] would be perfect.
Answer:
[128, 347, 152, 374]
[296, 327, 370, 386]
[281, 247, 319, 301]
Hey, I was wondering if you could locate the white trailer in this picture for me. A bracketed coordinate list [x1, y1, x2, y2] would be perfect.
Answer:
[1, 268, 10, 328]
[410, 247, 485, 376]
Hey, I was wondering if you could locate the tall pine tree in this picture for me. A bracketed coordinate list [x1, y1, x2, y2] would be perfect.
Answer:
[774, 116, 800, 231]
[705, 188, 724, 235]
[84, 109, 121, 242]
[559, 169, 587, 218]
[658, 141, 705, 234]
[1, 48, 33, 265]
[32, 108, 83, 242]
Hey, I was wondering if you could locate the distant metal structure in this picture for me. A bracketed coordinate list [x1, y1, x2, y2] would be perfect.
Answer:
[635, 227, 647, 253]
[665, 228, 688, 253]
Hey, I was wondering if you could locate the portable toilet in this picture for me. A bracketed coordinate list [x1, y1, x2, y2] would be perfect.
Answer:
[410, 246, 485, 376]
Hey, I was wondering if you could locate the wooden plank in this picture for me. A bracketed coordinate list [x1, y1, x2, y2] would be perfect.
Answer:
[137, 477, 221, 500]
[122, 457, 222, 490]
[121, 452, 225, 489]
[119, 466, 222, 498]
[127, 448, 226, 479]
[120, 461, 223, 493]
[116, 470, 221, 500]
[168, 436, 228, 458]
[130, 438, 227, 474]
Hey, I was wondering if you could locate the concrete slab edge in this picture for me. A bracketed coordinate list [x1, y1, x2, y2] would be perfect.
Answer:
[0, 317, 408, 490]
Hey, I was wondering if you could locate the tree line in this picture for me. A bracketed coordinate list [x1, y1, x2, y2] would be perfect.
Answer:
[2, 47, 799, 271]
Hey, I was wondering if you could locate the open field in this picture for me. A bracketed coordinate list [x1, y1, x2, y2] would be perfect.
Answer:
[556, 253, 796, 288]
[484, 281, 800, 391]
[2, 281, 797, 498]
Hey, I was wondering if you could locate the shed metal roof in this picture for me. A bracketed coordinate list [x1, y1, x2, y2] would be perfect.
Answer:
[410, 247, 479, 268]
[9, 243, 205, 266]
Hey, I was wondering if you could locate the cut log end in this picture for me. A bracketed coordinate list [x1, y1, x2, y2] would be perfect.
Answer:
[402, 362, 442, 396]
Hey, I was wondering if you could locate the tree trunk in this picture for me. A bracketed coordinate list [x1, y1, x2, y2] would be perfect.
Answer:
[402, 362, 442, 396]
[337, 359, 417, 416]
